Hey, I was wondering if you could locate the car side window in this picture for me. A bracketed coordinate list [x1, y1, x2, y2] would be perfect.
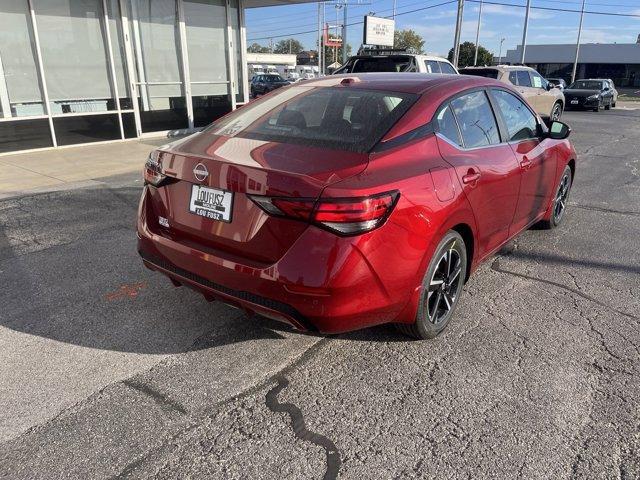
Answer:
[450, 91, 501, 148]
[516, 71, 532, 87]
[509, 72, 518, 85]
[435, 104, 462, 147]
[530, 71, 547, 89]
[492, 90, 539, 142]
[439, 62, 457, 74]
[427, 60, 440, 74]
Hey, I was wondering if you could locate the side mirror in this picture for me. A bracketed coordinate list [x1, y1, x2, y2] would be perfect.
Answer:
[546, 83, 554, 91]
[603, 87, 610, 92]
[547, 121, 571, 140]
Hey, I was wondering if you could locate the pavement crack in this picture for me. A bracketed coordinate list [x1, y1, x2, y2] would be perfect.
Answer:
[569, 203, 640, 217]
[123, 379, 188, 415]
[265, 376, 341, 480]
[490, 257, 639, 322]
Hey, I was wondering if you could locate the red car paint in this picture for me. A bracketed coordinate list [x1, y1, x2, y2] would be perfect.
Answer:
[137, 73, 576, 334]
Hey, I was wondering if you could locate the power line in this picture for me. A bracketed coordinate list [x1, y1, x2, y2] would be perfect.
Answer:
[247, 0, 458, 41]
[465, 0, 640, 18]
[248, 0, 439, 37]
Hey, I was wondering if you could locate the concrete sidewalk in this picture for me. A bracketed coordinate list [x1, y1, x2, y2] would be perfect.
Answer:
[0, 137, 177, 199]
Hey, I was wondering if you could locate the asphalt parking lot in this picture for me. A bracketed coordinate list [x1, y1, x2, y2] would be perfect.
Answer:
[1, 106, 639, 479]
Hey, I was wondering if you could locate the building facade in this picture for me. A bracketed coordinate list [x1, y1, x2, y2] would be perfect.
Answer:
[504, 42, 640, 88]
[0, 0, 309, 155]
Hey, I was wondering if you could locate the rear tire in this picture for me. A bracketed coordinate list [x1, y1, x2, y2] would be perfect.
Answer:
[538, 165, 572, 230]
[396, 231, 467, 339]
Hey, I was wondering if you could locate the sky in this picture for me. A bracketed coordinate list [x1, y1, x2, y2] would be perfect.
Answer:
[245, 0, 640, 58]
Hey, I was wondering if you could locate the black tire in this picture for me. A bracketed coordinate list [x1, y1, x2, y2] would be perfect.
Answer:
[538, 164, 572, 230]
[605, 99, 611, 110]
[396, 231, 467, 339]
[612, 101, 616, 108]
[550, 102, 563, 120]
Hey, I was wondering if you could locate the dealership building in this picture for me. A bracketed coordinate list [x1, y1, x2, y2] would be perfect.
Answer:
[0, 0, 309, 155]
[504, 42, 640, 88]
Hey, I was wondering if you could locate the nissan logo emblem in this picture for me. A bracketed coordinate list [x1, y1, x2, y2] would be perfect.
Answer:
[193, 163, 209, 182]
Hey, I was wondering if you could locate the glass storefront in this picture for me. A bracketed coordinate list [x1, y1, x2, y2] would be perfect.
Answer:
[0, 0, 247, 154]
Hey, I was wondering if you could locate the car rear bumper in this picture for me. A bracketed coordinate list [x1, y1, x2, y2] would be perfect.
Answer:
[137, 187, 414, 333]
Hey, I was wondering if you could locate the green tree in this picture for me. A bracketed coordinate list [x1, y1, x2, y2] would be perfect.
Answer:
[247, 42, 270, 53]
[393, 29, 425, 54]
[447, 41, 494, 68]
[273, 38, 304, 54]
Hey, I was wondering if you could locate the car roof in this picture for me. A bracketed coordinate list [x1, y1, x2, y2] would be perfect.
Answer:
[348, 53, 453, 63]
[300, 72, 502, 95]
[461, 65, 535, 72]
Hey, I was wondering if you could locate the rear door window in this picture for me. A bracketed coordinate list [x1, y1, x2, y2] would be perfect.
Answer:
[435, 104, 462, 146]
[516, 70, 532, 87]
[208, 86, 418, 153]
[439, 62, 457, 74]
[426, 60, 441, 74]
[450, 91, 501, 148]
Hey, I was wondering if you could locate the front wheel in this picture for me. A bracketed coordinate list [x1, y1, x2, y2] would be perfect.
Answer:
[551, 102, 563, 120]
[605, 99, 612, 110]
[538, 165, 572, 229]
[397, 231, 467, 339]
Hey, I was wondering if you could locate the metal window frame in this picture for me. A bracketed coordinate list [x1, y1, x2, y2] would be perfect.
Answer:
[1, 0, 248, 154]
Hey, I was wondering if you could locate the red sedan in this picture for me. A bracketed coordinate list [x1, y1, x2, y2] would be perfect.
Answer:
[137, 73, 576, 339]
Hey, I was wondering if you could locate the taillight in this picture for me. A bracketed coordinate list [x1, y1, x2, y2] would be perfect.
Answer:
[143, 151, 168, 187]
[249, 191, 399, 236]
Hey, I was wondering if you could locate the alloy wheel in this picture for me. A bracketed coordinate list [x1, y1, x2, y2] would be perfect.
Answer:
[554, 172, 571, 222]
[551, 104, 562, 120]
[426, 246, 463, 325]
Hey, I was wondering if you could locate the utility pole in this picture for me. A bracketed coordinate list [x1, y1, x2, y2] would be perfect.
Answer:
[571, 0, 586, 83]
[473, 0, 483, 66]
[452, 0, 464, 68]
[520, 0, 531, 64]
[392, 0, 396, 19]
[342, 0, 348, 64]
[498, 37, 505, 64]
[317, 2, 323, 75]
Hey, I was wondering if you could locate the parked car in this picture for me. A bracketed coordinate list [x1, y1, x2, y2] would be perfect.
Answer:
[564, 79, 615, 111]
[547, 78, 567, 90]
[250, 74, 290, 98]
[333, 50, 458, 75]
[593, 78, 618, 107]
[460, 65, 565, 120]
[138, 73, 576, 339]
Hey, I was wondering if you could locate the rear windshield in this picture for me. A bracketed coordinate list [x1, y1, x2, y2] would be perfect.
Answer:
[569, 80, 603, 90]
[460, 68, 499, 79]
[206, 86, 418, 153]
[263, 75, 285, 82]
[337, 56, 415, 73]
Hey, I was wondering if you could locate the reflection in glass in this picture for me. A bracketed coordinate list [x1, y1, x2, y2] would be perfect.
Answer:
[34, 0, 117, 114]
[193, 95, 230, 128]
[53, 113, 121, 145]
[0, 0, 46, 117]
[0, 118, 53, 153]
[131, 0, 188, 132]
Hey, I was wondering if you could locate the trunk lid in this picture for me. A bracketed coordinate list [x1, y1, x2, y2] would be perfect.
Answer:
[148, 132, 368, 264]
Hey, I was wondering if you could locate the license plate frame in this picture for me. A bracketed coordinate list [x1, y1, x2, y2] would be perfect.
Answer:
[571, 99, 579, 105]
[188, 184, 234, 223]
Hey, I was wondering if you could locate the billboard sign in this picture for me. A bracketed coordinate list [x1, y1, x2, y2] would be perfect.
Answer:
[363, 16, 395, 47]
[323, 24, 342, 47]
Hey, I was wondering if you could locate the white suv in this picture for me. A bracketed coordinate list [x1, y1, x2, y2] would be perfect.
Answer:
[333, 51, 458, 75]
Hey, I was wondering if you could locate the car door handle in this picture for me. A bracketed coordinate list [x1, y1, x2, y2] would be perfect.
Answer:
[520, 157, 532, 169]
[462, 169, 481, 184]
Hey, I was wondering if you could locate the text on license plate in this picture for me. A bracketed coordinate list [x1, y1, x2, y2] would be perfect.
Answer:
[571, 99, 579, 104]
[189, 184, 233, 222]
